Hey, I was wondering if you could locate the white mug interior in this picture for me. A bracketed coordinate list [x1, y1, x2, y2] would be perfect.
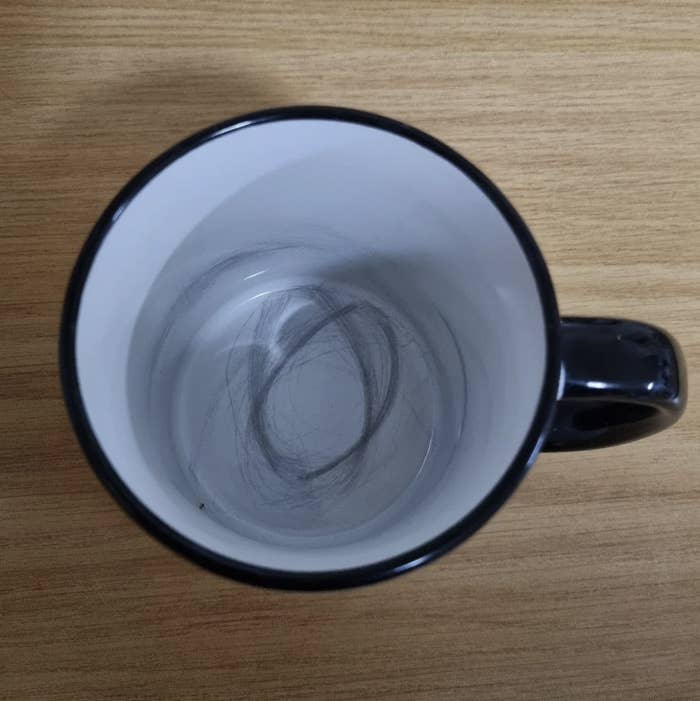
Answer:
[74, 117, 547, 573]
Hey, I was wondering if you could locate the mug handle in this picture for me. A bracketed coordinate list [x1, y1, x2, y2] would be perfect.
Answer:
[543, 317, 687, 451]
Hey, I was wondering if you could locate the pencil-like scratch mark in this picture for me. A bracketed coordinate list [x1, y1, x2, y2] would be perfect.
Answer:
[211, 285, 401, 507]
[251, 288, 397, 482]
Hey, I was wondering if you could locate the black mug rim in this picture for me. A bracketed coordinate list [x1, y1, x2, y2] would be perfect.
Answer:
[59, 106, 562, 590]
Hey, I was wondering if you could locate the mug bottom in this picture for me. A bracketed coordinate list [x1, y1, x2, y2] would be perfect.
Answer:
[129, 245, 466, 547]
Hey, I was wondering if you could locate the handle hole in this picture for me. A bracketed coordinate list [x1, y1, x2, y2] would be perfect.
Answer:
[572, 401, 657, 431]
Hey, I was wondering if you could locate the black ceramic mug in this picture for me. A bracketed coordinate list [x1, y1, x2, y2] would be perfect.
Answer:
[60, 107, 687, 589]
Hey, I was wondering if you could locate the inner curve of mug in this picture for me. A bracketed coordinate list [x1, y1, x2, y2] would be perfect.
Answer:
[129, 239, 467, 546]
[76, 118, 547, 572]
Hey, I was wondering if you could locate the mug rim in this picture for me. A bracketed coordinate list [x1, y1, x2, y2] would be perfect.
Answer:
[59, 105, 562, 590]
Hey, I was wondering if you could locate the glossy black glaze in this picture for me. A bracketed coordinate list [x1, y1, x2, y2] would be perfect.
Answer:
[544, 318, 687, 451]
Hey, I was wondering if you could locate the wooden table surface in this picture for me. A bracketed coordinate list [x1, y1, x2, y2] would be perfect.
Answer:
[2, 2, 699, 699]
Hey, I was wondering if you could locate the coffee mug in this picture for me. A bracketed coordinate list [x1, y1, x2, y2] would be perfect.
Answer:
[60, 106, 686, 589]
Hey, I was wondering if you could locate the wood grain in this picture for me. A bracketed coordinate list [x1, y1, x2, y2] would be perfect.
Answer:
[1, 2, 699, 699]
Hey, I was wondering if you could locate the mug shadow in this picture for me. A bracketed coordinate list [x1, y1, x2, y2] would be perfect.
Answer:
[32, 61, 295, 184]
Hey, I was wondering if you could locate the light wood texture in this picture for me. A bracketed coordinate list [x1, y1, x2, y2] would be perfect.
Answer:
[2, 2, 699, 699]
